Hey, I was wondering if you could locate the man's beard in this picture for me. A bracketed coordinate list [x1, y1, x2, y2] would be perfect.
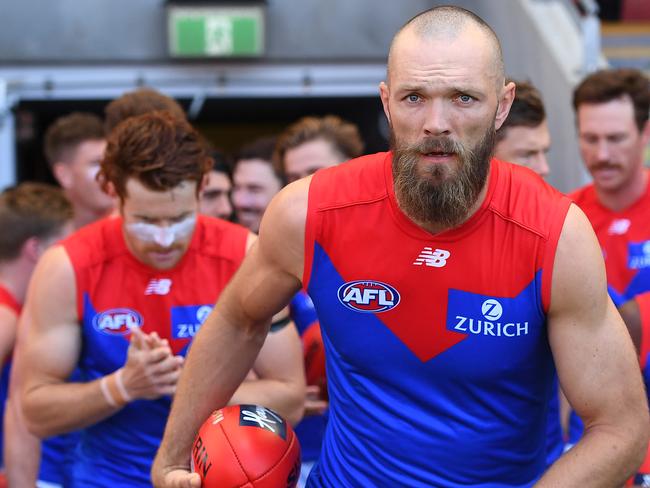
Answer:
[392, 128, 496, 229]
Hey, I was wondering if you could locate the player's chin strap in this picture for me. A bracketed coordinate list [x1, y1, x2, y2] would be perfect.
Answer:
[270, 316, 292, 333]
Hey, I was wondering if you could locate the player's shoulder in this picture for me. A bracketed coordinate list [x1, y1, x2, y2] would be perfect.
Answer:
[32, 244, 76, 291]
[489, 159, 571, 238]
[60, 216, 123, 269]
[309, 152, 390, 211]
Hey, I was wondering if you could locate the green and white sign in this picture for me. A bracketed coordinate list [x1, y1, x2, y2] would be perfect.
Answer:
[168, 6, 264, 57]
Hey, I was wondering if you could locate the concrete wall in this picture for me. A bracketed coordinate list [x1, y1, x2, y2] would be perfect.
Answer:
[0, 0, 471, 62]
[0, 0, 590, 191]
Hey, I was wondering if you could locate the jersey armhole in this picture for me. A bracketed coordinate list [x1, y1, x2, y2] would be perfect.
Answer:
[541, 197, 573, 313]
[302, 180, 319, 292]
[638, 293, 650, 369]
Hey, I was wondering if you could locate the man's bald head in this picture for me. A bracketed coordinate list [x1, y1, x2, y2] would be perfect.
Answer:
[388, 6, 505, 87]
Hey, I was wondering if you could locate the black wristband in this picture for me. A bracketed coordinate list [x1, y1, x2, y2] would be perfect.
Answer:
[270, 316, 291, 333]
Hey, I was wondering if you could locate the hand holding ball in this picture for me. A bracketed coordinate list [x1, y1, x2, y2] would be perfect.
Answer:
[192, 405, 301, 488]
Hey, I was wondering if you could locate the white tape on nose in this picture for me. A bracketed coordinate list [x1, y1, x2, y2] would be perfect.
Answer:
[126, 216, 196, 248]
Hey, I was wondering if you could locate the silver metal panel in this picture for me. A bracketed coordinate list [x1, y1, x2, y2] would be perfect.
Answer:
[0, 0, 167, 61]
[0, 0, 485, 62]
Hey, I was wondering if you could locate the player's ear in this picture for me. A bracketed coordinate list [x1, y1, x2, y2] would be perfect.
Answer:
[52, 162, 72, 189]
[495, 81, 516, 131]
[199, 173, 210, 194]
[21, 236, 41, 262]
[641, 119, 650, 146]
[103, 181, 117, 198]
[379, 82, 392, 126]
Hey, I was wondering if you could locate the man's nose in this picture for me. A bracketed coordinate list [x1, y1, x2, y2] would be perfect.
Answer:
[423, 99, 452, 137]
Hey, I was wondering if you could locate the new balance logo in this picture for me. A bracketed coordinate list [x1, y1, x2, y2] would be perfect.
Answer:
[145, 278, 172, 295]
[608, 219, 631, 235]
[413, 247, 450, 268]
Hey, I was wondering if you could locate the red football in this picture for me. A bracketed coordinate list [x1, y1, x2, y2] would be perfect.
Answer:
[192, 405, 301, 488]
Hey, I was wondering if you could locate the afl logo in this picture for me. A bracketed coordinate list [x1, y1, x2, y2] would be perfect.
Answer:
[337, 280, 400, 313]
[481, 299, 503, 321]
[93, 308, 143, 336]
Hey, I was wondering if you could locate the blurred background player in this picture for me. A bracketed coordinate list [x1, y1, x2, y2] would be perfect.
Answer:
[104, 87, 187, 134]
[7, 88, 190, 487]
[44, 112, 115, 229]
[8, 112, 113, 487]
[274, 114, 364, 486]
[231, 136, 282, 233]
[273, 115, 365, 183]
[494, 79, 551, 178]
[0, 183, 73, 487]
[570, 68, 650, 305]
[16, 111, 305, 487]
[199, 148, 234, 220]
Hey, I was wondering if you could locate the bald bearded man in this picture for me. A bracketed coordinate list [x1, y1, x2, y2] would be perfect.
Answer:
[152, 6, 648, 488]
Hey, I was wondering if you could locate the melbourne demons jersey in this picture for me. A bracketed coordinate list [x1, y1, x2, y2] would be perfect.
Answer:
[571, 175, 650, 305]
[304, 153, 571, 487]
[0, 285, 19, 468]
[0, 282, 77, 484]
[62, 215, 248, 487]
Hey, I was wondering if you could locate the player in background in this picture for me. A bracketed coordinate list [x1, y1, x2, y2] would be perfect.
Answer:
[44, 113, 114, 229]
[200, 149, 234, 221]
[0, 183, 73, 487]
[6, 112, 114, 488]
[570, 68, 650, 305]
[231, 136, 282, 234]
[494, 80, 551, 178]
[17, 111, 304, 487]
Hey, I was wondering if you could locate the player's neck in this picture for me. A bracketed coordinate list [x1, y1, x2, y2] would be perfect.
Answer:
[596, 168, 648, 212]
[72, 204, 114, 230]
[0, 261, 31, 304]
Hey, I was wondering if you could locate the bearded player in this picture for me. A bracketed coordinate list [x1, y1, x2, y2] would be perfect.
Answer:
[154, 7, 647, 487]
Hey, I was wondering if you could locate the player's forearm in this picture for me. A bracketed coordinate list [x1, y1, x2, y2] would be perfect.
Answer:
[4, 395, 40, 487]
[229, 378, 305, 426]
[536, 423, 648, 487]
[157, 313, 267, 470]
[22, 375, 123, 438]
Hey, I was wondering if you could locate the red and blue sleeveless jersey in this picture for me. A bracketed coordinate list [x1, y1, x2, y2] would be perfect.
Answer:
[1, 279, 79, 485]
[571, 176, 650, 305]
[61, 215, 248, 487]
[0, 285, 20, 468]
[303, 152, 571, 487]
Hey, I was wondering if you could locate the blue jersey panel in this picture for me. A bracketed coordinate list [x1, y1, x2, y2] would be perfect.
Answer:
[290, 291, 319, 334]
[72, 293, 175, 486]
[307, 244, 552, 487]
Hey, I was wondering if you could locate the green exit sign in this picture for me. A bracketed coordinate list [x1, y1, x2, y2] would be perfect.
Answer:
[168, 5, 265, 57]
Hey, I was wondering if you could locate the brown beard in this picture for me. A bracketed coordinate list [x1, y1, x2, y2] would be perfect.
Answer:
[392, 128, 495, 230]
